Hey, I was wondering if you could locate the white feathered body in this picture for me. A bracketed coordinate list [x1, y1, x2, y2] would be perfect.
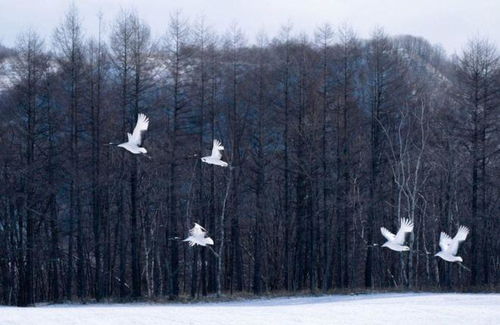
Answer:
[435, 252, 463, 263]
[183, 235, 214, 247]
[380, 218, 414, 252]
[184, 223, 214, 247]
[118, 113, 149, 155]
[201, 156, 228, 167]
[118, 142, 147, 154]
[201, 139, 228, 167]
[382, 241, 409, 252]
[435, 226, 469, 263]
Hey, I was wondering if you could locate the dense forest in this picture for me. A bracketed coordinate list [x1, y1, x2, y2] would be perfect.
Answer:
[0, 6, 499, 306]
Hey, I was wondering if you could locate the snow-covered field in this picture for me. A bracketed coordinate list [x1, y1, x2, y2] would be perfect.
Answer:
[0, 293, 498, 325]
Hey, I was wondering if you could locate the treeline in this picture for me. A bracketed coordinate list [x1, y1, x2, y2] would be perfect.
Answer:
[0, 7, 499, 306]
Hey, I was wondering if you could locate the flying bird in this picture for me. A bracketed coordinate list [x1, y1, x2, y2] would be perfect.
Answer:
[201, 139, 228, 167]
[116, 113, 149, 155]
[183, 223, 214, 247]
[435, 225, 469, 262]
[380, 218, 414, 252]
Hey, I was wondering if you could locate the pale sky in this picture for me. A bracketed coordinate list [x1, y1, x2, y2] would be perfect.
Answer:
[0, 0, 498, 55]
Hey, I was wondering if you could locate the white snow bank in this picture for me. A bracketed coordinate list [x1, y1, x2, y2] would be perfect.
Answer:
[0, 293, 498, 325]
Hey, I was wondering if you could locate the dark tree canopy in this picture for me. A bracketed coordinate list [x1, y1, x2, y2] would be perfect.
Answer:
[0, 8, 499, 306]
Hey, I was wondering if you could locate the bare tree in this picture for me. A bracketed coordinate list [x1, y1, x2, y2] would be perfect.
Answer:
[454, 39, 499, 285]
[53, 4, 86, 300]
[163, 11, 191, 299]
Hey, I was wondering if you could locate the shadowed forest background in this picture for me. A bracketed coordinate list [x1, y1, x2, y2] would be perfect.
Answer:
[0, 6, 499, 306]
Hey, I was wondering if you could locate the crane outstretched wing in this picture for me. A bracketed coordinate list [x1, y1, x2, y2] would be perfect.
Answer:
[439, 232, 453, 251]
[129, 113, 149, 146]
[189, 223, 207, 236]
[449, 226, 469, 255]
[394, 218, 413, 245]
[183, 236, 196, 246]
[380, 227, 395, 241]
[211, 139, 224, 159]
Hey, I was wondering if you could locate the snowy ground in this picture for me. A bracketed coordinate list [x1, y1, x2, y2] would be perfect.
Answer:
[1, 293, 499, 325]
